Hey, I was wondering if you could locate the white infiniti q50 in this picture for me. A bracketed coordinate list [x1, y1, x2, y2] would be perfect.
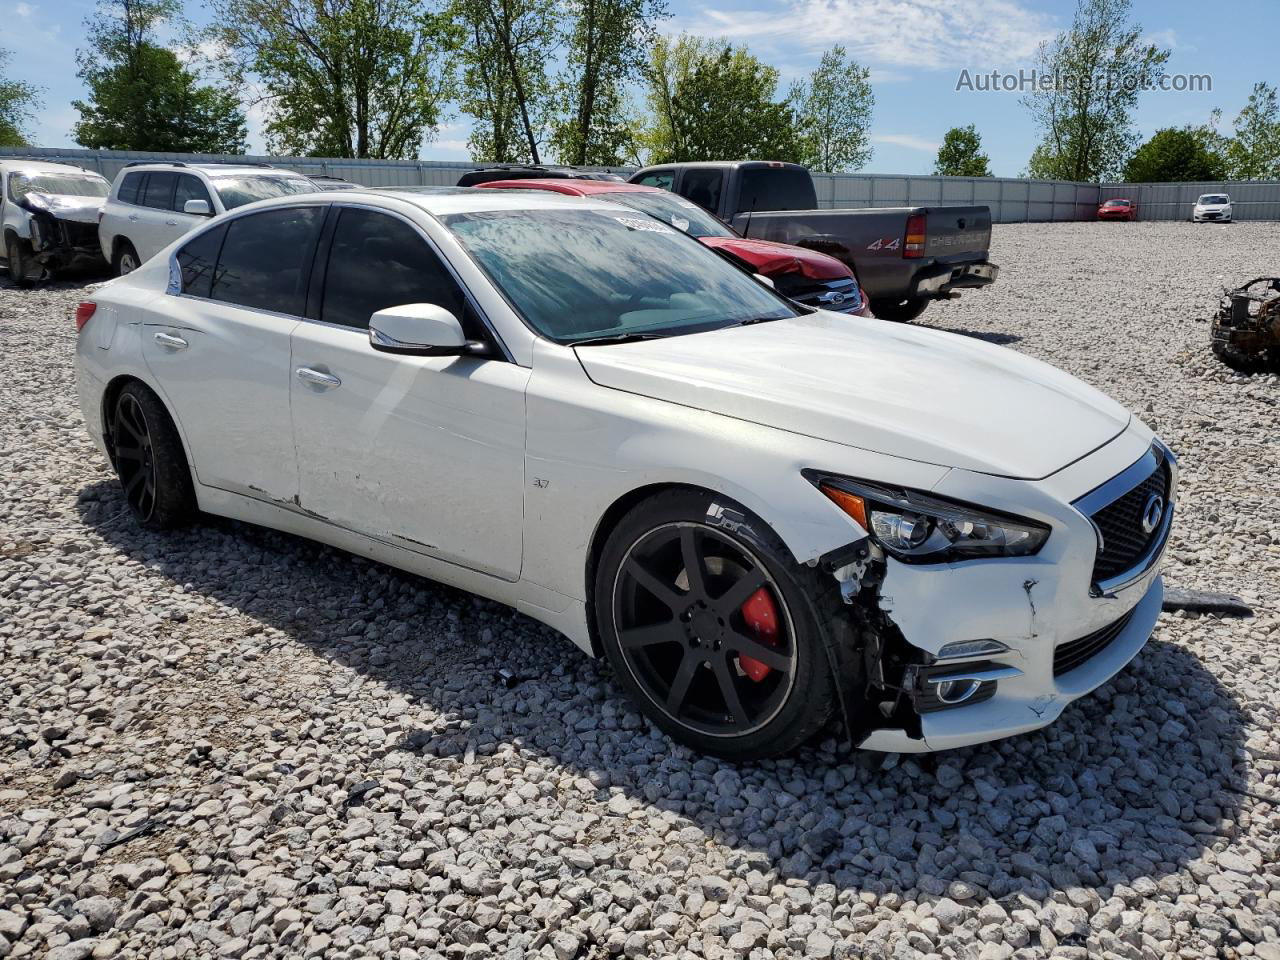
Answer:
[74, 188, 1176, 760]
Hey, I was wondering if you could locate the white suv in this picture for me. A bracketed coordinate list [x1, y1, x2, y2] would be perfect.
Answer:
[98, 162, 316, 274]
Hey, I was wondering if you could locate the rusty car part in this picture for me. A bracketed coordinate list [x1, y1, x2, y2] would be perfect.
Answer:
[1211, 277, 1280, 373]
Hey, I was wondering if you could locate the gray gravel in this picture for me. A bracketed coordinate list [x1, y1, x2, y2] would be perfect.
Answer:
[1, 221, 1278, 960]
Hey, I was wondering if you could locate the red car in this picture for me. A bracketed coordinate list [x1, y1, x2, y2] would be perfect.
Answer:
[475, 178, 872, 316]
[1097, 198, 1137, 221]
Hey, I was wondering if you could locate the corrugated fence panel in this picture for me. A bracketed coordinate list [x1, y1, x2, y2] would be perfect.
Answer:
[4, 146, 1279, 221]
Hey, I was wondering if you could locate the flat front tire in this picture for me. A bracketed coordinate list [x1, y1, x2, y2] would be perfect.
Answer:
[109, 382, 196, 530]
[594, 490, 840, 761]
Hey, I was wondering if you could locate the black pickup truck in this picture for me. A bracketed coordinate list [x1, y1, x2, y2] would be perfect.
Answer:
[628, 161, 999, 322]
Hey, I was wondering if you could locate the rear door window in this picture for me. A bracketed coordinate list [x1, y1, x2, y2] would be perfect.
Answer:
[175, 223, 228, 299]
[676, 169, 724, 213]
[319, 207, 471, 333]
[173, 175, 212, 213]
[634, 172, 674, 191]
[117, 172, 146, 205]
[140, 172, 177, 210]
[737, 168, 817, 213]
[210, 207, 323, 316]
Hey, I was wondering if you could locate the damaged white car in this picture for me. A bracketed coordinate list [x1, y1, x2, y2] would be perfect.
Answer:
[1, 160, 110, 286]
[74, 189, 1176, 760]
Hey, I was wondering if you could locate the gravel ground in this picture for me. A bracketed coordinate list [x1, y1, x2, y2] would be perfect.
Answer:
[1, 221, 1278, 960]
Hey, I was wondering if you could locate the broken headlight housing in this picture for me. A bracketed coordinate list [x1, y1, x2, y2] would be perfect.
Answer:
[807, 474, 1050, 563]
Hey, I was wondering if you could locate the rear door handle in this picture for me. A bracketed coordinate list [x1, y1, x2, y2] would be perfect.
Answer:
[295, 366, 342, 389]
[165, 219, 179, 226]
[127, 214, 139, 222]
[153, 331, 188, 350]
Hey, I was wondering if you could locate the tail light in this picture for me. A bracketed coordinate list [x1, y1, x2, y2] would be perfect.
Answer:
[75, 301, 96, 332]
[904, 213, 927, 258]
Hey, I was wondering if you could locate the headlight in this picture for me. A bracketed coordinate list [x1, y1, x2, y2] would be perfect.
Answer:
[807, 474, 1050, 563]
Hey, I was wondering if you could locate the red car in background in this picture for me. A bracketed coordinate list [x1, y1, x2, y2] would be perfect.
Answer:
[475, 178, 873, 316]
[1097, 198, 1137, 221]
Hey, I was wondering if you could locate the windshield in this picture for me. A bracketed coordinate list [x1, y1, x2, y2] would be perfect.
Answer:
[444, 208, 798, 344]
[605, 191, 735, 239]
[1199, 195, 1229, 205]
[9, 173, 110, 202]
[213, 175, 316, 210]
[1104, 199, 1130, 207]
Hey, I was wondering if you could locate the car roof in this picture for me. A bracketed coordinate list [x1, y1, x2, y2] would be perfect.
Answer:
[476, 178, 662, 196]
[239, 187, 626, 218]
[0, 159, 107, 178]
[635, 160, 808, 172]
[121, 163, 306, 178]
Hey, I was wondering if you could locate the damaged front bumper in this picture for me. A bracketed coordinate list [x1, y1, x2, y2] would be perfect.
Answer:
[28, 213, 108, 275]
[840, 428, 1175, 753]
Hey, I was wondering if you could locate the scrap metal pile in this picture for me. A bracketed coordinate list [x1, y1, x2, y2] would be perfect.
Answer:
[1211, 277, 1280, 373]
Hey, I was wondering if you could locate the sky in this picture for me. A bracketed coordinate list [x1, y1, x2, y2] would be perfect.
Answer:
[4, 0, 1276, 176]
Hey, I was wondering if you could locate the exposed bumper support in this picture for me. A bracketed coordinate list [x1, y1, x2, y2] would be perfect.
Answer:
[913, 261, 999, 299]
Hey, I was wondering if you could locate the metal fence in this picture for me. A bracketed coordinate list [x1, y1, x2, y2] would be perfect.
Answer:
[4, 145, 1279, 222]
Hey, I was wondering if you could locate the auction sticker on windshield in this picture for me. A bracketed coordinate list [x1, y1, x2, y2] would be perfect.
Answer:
[614, 216, 673, 233]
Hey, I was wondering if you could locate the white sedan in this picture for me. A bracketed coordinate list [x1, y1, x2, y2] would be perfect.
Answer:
[73, 189, 1176, 760]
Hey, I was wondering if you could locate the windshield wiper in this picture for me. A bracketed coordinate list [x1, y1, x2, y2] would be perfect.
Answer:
[731, 315, 785, 327]
[570, 332, 669, 347]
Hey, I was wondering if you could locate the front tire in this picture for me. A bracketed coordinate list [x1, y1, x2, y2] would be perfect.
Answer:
[6, 237, 36, 288]
[109, 382, 196, 530]
[869, 295, 929, 323]
[594, 490, 840, 760]
[114, 241, 140, 277]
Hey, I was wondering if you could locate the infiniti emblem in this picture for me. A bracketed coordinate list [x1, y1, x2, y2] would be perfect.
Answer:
[1141, 494, 1164, 534]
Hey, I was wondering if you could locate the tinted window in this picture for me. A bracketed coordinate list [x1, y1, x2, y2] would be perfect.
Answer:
[635, 172, 674, 191]
[737, 168, 817, 213]
[176, 224, 227, 299]
[606, 192, 734, 238]
[445, 208, 798, 344]
[117, 172, 145, 205]
[141, 172, 177, 210]
[213, 175, 315, 210]
[211, 207, 322, 315]
[321, 208, 469, 332]
[677, 169, 724, 212]
[173, 175, 212, 213]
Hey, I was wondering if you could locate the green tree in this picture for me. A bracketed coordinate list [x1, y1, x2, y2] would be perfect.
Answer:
[934, 125, 992, 176]
[0, 47, 41, 147]
[642, 35, 801, 164]
[789, 45, 873, 173]
[551, 0, 666, 166]
[1022, 0, 1169, 181]
[73, 0, 247, 153]
[1122, 127, 1224, 182]
[210, 0, 456, 159]
[453, 0, 560, 164]
[1224, 81, 1280, 180]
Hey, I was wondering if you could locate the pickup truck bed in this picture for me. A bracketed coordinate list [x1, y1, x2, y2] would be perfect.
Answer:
[627, 161, 999, 322]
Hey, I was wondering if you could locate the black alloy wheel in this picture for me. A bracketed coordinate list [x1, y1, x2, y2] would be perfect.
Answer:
[596, 490, 839, 760]
[109, 383, 195, 530]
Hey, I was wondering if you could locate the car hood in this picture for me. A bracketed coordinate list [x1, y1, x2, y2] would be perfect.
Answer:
[699, 236, 850, 282]
[575, 312, 1131, 480]
[1196, 203, 1230, 210]
[20, 192, 106, 223]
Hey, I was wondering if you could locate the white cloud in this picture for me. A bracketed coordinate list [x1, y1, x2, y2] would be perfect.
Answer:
[871, 132, 940, 152]
[673, 0, 1055, 70]
[14, 2, 32, 15]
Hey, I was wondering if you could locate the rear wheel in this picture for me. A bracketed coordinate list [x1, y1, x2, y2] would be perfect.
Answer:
[114, 241, 140, 277]
[109, 382, 195, 530]
[869, 295, 929, 323]
[6, 237, 36, 288]
[594, 490, 839, 760]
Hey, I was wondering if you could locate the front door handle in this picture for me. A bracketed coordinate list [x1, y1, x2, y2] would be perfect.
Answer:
[153, 331, 188, 350]
[295, 366, 342, 389]
[165, 219, 179, 226]
[127, 214, 139, 222]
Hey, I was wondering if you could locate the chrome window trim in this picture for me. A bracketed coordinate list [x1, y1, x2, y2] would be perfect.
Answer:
[1073, 439, 1178, 597]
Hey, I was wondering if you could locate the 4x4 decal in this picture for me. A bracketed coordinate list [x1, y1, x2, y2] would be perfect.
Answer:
[867, 237, 901, 251]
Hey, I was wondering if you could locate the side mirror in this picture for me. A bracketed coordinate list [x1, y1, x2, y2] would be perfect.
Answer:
[183, 199, 211, 216]
[754, 273, 775, 289]
[369, 303, 484, 356]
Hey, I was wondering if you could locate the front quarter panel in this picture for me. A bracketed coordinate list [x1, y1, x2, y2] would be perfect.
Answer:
[521, 338, 951, 603]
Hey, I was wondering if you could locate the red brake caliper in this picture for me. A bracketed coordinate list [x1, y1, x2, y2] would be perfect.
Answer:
[738, 587, 779, 682]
